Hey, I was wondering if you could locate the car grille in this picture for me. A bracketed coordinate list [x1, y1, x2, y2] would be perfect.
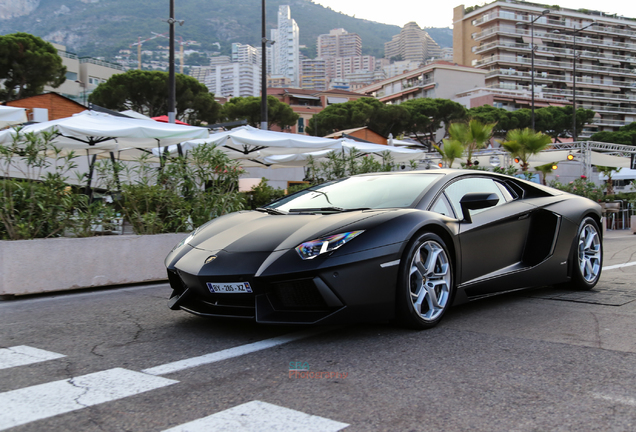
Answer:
[268, 279, 329, 310]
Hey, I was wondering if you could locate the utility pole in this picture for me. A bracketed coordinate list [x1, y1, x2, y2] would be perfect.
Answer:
[168, 0, 176, 124]
[261, 0, 268, 130]
[165, 1, 184, 124]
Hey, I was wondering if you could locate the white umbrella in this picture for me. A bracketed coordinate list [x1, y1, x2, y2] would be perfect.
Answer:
[0, 110, 208, 153]
[152, 125, 344, 166]
[0, 110, 209, 193]
[261, 140, 427, 167]
[0, 106, 27, 128]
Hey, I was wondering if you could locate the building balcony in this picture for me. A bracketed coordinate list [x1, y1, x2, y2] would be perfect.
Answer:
[487, 83, 636, 103]
[474, 55, 636, 77]
[473, 40, 636, 64]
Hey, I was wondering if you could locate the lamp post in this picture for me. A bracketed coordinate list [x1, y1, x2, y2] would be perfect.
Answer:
[517, 9, 550, 131]
[261, 0, 268, 131]
[165, 0, 184, 124]
[570, 22, 598, 142]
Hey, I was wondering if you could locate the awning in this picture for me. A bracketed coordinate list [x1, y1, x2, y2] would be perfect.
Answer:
[327, 97, 348, 104]
[590, 152, 631, 168]
[290, 94, 321, 100]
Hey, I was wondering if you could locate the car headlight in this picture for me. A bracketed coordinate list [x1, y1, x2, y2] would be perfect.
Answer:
[295, 230, 364, 260]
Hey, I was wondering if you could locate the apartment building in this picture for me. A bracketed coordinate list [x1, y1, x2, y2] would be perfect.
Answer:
[204, 62, 260, 98]
[356, 61, 486, 104]
[47, 43, 126, 105]
[384, 22, 443, 63]
[317, 29, 362, 58]
[301, 59, 328, 91]
[232, 43, 260, 65]
[327, 56, 376, 80]
[453, 1, 636, 137]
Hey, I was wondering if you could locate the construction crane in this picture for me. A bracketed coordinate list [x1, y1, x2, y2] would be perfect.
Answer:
[151, 32, 197, 74]
[130, 33, 168, 70]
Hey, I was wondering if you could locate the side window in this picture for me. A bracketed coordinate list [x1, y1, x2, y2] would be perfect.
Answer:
[430, 194, 456, 218]
[443, 178, 508, 218]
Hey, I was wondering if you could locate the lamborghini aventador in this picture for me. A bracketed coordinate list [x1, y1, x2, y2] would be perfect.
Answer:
[164, 169, 603, 329]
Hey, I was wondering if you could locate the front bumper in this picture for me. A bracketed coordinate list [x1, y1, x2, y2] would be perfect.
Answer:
[166, 245, 402, 324]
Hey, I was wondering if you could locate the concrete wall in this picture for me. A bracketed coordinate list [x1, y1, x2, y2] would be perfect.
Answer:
[0, 233, 186, 297]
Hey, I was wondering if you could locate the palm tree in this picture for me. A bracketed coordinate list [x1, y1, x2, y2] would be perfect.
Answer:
[535, 162, 557, 185]
[434, 139, 464, 168]
[447, 119, 496, 166]
[502, 128, 553, 172]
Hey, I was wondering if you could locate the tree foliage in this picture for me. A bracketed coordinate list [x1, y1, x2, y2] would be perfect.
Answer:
[221, 96, 299, 130]
[591, 121, 636, 145]
[88, 70, 221, 125]
[305, 98, 408, 138]
[441, 119, 495, 167]
[400, 98, 467, 146]
[468, 105, 595, 140]
[0, 32, 67, 101]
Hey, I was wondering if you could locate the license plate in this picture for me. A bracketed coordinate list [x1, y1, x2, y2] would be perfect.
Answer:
[206, 282, 252, 294]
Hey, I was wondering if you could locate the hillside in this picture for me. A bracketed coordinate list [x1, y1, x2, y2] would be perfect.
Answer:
[0, 0, 452, 59]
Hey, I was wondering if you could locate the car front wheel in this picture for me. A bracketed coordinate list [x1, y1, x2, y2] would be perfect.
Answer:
[568, 217, 602, 290]
[396, 232, 454, 329]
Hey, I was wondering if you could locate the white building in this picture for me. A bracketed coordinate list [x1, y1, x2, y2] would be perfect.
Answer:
[204, 63, 261, 98]
[232, 43, 260, 65]
[270, 5, 300, 87]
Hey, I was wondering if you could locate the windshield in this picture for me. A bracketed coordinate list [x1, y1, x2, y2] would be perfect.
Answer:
[268, 173, 442, 212]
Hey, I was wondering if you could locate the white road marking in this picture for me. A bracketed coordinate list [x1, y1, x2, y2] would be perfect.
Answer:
[0, 368, 178, 431]
[591, 393, 636, 407]
[161, 400, 349, 432]
[603, 261, 636, 271]
[0, 346, 65, 370]
[142, 329, 327, 376]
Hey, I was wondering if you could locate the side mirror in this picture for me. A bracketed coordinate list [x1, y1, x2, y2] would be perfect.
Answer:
[459, 192, 499, 223]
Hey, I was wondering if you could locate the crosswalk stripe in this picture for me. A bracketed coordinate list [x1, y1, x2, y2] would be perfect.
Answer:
[142, 328, 328, 376]
[0, 368, 178, 431]
[161, 400, 349, 432]
[0, 346, 65, 370]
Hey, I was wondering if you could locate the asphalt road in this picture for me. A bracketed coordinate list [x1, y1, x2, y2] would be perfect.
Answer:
[2, 230, 636, 431]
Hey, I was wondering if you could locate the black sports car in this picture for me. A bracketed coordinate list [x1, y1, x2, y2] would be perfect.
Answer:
[165, 169, 603, 329]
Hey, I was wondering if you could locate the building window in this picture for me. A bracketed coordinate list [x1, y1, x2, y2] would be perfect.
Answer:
[66, 71, 78, 81]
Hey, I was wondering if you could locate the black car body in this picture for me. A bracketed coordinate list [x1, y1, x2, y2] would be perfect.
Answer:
[165, 169, 603, 329]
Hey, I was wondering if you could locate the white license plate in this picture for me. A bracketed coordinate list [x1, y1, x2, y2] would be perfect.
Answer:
[206, 282, 253, 294]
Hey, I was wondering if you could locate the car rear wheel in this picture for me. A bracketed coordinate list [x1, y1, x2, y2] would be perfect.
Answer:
[397, 232, 454, 329]
[568, 217, 602, 290]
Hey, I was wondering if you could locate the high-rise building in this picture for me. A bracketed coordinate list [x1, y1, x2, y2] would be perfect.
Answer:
[317, 29, 362, 59]
[232, 43, 260, 65]
[204, 63, 260, 98]
[301, 59, 328, 91]
[384, 22, 443, 63]
[453, 1, 636, 137]
[328, 55, 376, 80]
[196, 47, 261, 98]
[270, 5, 300, 87]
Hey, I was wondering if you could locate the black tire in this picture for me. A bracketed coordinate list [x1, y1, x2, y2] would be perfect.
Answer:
[567, 217, 603, 290]
[396, 232, 455, 329]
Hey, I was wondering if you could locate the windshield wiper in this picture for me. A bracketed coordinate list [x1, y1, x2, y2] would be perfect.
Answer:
[288, 207, 371, 213]
[255, 207, 287, 215]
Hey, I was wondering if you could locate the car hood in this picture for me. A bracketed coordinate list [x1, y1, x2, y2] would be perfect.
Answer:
[188, 209, 387, 253]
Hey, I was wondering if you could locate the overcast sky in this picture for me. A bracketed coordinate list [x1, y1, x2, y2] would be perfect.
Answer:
[312, 1, 636, 28]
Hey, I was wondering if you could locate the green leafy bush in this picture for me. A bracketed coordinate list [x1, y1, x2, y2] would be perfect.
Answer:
[549, 176, 603, 202]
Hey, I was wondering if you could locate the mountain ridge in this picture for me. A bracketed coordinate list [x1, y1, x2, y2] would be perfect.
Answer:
[0, 0, 452, 60]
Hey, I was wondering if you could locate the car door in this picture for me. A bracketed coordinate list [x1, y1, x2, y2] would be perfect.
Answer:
[437, 176, 536, 295]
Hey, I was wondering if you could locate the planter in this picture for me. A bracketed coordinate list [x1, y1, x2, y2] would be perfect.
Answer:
[0, 233, 186, 297]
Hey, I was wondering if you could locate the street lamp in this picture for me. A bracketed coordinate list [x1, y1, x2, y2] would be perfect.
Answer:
[165, 0, 184, 124]
[517, 9, 550, 131]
